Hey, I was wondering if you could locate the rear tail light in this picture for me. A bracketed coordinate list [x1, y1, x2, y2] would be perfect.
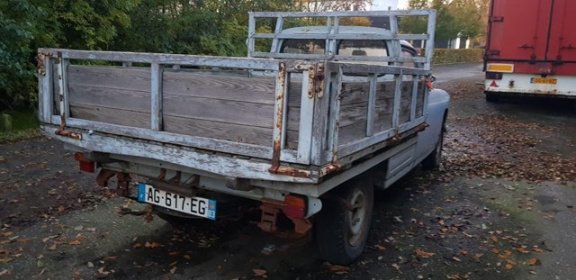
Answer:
[283, 194, 308, 219]
[74, 152, 95, 173]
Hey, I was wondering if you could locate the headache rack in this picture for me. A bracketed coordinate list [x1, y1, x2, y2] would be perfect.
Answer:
[248, 10, 437, 69]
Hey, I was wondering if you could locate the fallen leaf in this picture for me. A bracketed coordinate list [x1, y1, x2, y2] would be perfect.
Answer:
[516, 246, 530, 254]
[0, 269, 8, 276]
[527, 258, 541, 266]
[415, 248, 435, 258]
[42, 235, 59, 243]
[132, 243, 142, 249]
[498, 250, 513, 260]
[326, 264, 350, 274]
[68, 240, 81, 246]
[168, 251, 180, 256]
[452, 256, 462, 262]
[97, 267, 110, 277]
[253, 268, 268, 277]
[375, 244, 386, 251]
[170, 266, 177, 274]
[144, 241, 161, 249]
[48, 243, 57, 251]
[104, 256, 117, 262]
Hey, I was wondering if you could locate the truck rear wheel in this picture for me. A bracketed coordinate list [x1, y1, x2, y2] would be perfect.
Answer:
[316, 180, 374, 265]
[422, 116, 446, 170]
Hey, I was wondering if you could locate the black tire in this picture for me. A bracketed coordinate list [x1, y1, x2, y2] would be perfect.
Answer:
[316, 180, 374, 265]
[485, 92, 499, 102]
[422, 121, 445, 170]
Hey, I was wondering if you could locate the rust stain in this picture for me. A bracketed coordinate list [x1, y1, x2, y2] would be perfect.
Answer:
[270, 166, 311, 178]
[35, 53, 47, 75]
[270, 62, 287, 172]
[321, 163, 342, 176]
[55, 129, 82, 140]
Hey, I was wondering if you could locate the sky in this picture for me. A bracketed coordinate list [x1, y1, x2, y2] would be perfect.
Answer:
[371, 0, 410, 10]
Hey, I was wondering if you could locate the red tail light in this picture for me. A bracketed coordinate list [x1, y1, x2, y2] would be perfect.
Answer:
[282, 194, 308, 219]
[74, 152, 95, 173]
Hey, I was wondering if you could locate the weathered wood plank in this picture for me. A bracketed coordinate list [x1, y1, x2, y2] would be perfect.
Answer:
[163, 115, 274, 147]
[162, 71, 276, 104]
[68, 65, 150, 91]
[70, 105, 150, 129]
[163, 95, 275, 128]
[68, 85, 151, 112]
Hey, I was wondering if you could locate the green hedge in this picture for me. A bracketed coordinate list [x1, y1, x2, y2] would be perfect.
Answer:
[432, 48, 483, 65]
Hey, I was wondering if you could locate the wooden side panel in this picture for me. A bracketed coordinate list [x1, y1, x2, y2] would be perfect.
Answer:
[416, 82, 425, 118]
[399, 80, 413, 124]
[67, 65, 151, 128]
[161, 70, 280, 146]
[63, 65, 307, 149]
[338, 81, 396, 145]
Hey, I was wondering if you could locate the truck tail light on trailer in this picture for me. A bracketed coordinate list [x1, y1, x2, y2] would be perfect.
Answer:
[283, 194, 308, 219]
[74, 152, 95, 173]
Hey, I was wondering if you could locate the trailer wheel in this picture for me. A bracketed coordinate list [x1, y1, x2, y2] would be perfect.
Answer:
[316, 180, 374, 265]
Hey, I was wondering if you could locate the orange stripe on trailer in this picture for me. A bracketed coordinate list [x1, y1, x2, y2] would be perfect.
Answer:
[487, 63, 514, 73]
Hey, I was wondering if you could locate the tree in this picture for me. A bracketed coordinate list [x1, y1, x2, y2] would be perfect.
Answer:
[296, 0, 373, 12]
[402, 0, 486, 43]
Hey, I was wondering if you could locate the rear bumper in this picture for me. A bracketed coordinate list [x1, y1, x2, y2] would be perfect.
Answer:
[484, 73, 576, 98]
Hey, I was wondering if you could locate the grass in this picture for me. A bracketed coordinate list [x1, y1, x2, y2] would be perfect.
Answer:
[0, 110, 42, 143]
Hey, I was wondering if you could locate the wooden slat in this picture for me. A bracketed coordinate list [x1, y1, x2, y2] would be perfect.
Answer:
[162, 71, 276, 104]
[68, 85, 150, 112]
[163, 115, 273, 147]
[68, 65, 150, 91]
[163, 96, 274, 128]
[70, 106, 150, 129]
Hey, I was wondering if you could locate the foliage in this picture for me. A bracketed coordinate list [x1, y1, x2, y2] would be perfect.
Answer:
[0, 0, 396, 111]
[296, 0, 372, 12]
[0, 0, 42, 110]
[432, 48, 483, 64]
[402, 0, 486, 42]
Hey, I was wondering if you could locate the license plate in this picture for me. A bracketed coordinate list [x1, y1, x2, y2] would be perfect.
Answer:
[137, 183, 216, 220]
[530, 77, 557, 84]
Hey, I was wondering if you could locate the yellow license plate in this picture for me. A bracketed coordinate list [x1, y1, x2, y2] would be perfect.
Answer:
[530, 77, 557, 84]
